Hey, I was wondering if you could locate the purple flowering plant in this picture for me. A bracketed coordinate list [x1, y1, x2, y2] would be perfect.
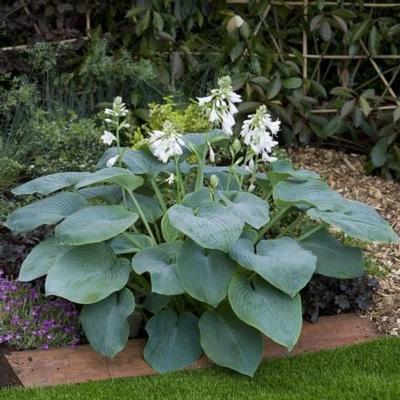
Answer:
[0, 270, 80, 350]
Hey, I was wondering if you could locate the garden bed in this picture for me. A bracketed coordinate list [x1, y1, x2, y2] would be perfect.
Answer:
[290, 147, 400, 336]
[1, 313, 377, 388]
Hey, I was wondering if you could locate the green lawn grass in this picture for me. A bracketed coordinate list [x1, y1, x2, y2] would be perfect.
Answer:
[1, 338, 399, 400]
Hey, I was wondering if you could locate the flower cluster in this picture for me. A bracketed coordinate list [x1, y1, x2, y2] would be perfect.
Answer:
[197, 76, 242, 136]
[104, 96, 128, 120]
[0, 270, 80, 350]
[148, 121, 185, 163]
[240, 105, 280, 162]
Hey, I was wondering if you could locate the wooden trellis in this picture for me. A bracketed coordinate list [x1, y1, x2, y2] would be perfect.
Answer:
[231, 0, 400, 114]
[2, 0, 400, 115]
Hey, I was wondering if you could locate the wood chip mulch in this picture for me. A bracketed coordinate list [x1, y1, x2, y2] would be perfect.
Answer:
[289, 147, 400, 336]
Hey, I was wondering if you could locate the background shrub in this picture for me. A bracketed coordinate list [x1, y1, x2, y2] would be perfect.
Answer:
[1, 1, 399, 178]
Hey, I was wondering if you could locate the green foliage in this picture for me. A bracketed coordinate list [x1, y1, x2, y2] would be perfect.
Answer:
[30, 114, 105, 176]
[4, 2, 400, 177]
[147, 98, 211, 133]
[5, 88, 397, 378]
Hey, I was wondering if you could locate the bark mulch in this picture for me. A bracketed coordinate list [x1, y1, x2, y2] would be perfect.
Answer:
[290, 147, 400, 336]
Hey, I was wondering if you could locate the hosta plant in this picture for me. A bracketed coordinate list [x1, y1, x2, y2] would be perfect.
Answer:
[5, 78, 398, 377]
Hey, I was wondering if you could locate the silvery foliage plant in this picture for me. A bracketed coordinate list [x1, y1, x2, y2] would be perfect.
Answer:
[5, 77, 398, 376]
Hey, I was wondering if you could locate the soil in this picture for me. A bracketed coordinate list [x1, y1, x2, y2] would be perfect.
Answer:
[0, 347, 21, 388]
[290, 147, 400, 337]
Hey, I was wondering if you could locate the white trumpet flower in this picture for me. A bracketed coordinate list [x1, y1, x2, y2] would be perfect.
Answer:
[240, 105, 280, 163]
[197, 76, 242, 136]
[149, 121, 185, 163]
[106, 155, 120, 168]
[101, 130, 117, 145]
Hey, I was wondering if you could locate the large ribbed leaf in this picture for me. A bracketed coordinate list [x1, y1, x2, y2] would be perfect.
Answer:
[97, 148, 165, 176]
[19, 237, 71, 282]
[55, 205, 138, 245]
[132, 242, 184, 295]
[268, 160, 320, 186]
[181, 187, 212, 208]
[308, 199, 399, 243]
[217, 191, 270, 229]
[4, 192, 88, 233]
[199, 306, 263, 376]
[229, 238, 316, 297]
[126, 193, 163, 223]
[109, 233, 154, 254]
[12, 172, 90, 195]
[78, 185, 122, 203]
[301, 228, 364, 278]
[81, 288, 135, 358]
[144, 310, 202, 373]
[75, 167, 143, 191]
[228, 275, 302, 350]
[273, 179, 343, 211]
[168, 202, 244, 252]
[176, 240, 235, 307]
[45, 243, 130, 304]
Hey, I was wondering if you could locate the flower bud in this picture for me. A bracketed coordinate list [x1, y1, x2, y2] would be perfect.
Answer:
[232, 138, 241, 154]
[210, 174, 219, 189]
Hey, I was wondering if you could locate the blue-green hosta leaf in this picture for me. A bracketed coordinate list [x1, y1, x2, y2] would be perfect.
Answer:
[176, 240, 236, 307]
[307, 200, 399, 243]
[301, 228, 364, 278]
[45, 243, 130, 304]
[273, 179, 343, 211]
[168, 202, 244, 252]
[161, 213, 180, 243]
[19, 237, 71, 282]
[144, 309, 202, 373]
[199, 305, 263, 377]
[12, 172, 90, 195]
[228, 275, 302, 350]
[97, 148, 165, 177]
[78, 185, 122, 203]
[81, 288, 135, 358]
[143, 293, 171, 314]
[75, 167, 143, 192]
[109, 233, 154, 254]
[217, 191, 269, 229]
[132, 242, 184, 295]
[183, 131, 229, 156]
[4, 192, 88, 233]
[126, 193, 163, 223]
[122, 148, 166, 176]
[268, 160, 320, 186]
[229, 238, 316, 297]
[181, 187, 212, 208]
[55, 205, 138, 245]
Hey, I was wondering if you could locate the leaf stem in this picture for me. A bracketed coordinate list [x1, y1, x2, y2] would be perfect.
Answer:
[151, 178, 168, 213]
[297, 224, 325, 242]
[275, 213, 304, 239]
[256, 206, 292, 241]
[127, 191, 157, 243]
[195, 148, 207, 191]
[174, 157, 186, 200]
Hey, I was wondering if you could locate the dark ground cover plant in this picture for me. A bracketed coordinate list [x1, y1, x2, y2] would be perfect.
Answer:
[4, 79, 398, 376]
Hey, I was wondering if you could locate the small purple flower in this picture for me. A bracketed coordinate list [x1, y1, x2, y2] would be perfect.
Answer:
[0, 274, 80, 351]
